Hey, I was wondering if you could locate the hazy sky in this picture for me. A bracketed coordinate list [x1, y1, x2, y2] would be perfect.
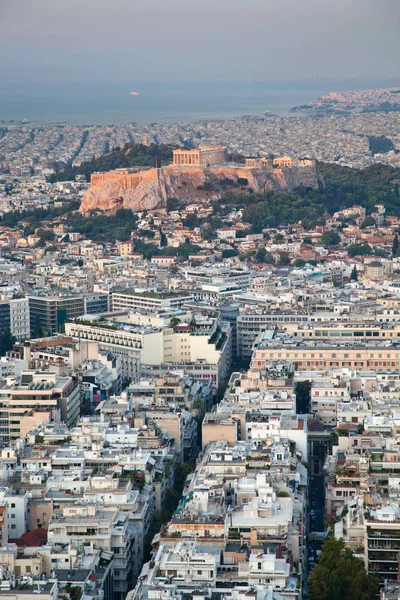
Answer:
[1, 0, 399, 83]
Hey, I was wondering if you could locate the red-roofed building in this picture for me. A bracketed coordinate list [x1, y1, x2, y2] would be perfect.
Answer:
[9, 527, 48, 547]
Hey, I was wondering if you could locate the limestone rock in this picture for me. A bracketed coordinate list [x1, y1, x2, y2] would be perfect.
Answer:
[80, 163, 322, 214]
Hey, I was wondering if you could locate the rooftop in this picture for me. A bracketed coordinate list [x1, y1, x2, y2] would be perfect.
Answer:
[114, 290, 192, 299]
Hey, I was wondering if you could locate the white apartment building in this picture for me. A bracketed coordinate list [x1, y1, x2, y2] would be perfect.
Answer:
[9, 298, 30, 340]
[65, 319, 230, 386]
[0, 488, 29, 539]
[184, 266, 251, 289]
[156, 541, 217, 582]
[228, 496, 295, 547]
[111, 290, 194, 313]
[311, 379, 351, 426]
[336, 401, 371, 427]
[239, 552, 290, 588]
[64, 322, 141, 380]
[48, 504, 132, 600]
[82, 475, 148, 580]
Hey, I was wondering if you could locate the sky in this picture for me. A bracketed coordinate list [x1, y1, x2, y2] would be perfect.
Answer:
[1, 0, 399, 83]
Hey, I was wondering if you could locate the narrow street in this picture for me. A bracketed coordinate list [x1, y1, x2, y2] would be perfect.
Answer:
[307, 473, 325, 575]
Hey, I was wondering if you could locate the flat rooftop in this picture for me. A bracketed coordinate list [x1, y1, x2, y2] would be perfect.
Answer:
[113, 290, 192, 299]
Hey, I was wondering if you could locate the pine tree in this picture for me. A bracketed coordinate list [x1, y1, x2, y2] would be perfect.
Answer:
[33, 316, 44, 339]
[392, 233, 399, 257]
[159, 229, 167, 247]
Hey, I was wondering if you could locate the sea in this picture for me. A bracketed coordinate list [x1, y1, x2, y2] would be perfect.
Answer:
[0, 77, 398, 126]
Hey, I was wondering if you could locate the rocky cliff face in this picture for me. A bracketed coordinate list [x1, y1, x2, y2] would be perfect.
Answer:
[79, 163, 322, 214]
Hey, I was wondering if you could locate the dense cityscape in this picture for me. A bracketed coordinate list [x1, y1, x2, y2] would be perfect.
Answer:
[1, 0, 400, 596]
[0, 105, 398, 599]
[1, 88, 400, 185]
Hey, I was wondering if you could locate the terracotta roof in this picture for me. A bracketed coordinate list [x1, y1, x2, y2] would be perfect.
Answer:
[9, 528, 48, 547]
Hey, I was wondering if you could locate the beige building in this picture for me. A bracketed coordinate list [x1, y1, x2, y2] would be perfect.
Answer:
[0, 371, 80, 442]
[251, 343, 400, 373]
[365, 260, 385, 280]
[202, 413, 239, 449]
[273, 156, 293, 168]
[145, 408, 187, 460]
[0, 544, 51, 578]
[285, 321, 400, 342]
[245, 157, 272, 168]
[173, 146, 226, 166]
[29, 498, 53, 530]
[151, 256, 177, 266]
[117, 241, 133, 257]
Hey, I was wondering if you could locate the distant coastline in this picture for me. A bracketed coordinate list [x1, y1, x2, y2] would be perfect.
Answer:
[0, 77, 396, 126]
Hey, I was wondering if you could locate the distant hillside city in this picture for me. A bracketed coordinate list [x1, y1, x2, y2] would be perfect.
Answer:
[0, 86, 400, 600]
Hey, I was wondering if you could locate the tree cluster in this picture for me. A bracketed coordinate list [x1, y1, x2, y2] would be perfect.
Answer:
[143, 462, 195, 562]
[241, 165, 400, 232]
[321, 230, 341, 247]
[347, 243, 372, 257]
[0, 328, 15, 357]
[308, 536, 379, 600]
[368, 135, 395, 155]
[50, 143, 177, 182]
[67, 208, 139, 243]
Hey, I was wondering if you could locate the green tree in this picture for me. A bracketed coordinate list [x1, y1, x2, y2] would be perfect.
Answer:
[160, 229, 168, 247]
[33, 316, 44, 339]
[166, 197, 182, 213]
[347, 243, 371, 257]
[0, 328, 15, 356]
[143, 461, 195, 561]
[295, 380, 311, 414]
[293, 258, 306, 267]
[350, 265, 358, 281]
[201, 225, 214, 241]
[51, 142, 176, 182]
[221, 248, 239, 259]
[183, 213, 202, 229]
[392, 233, 399, 257]
[374, 248, 388, 258]
[360, 215, 375, 229]
[277, 251, 290, 266]
[255, 247, 267, 262]
[321, 230, 341, 247]
[309, 536, 379, 600]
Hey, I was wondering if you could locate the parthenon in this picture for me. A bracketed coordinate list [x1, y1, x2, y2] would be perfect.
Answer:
[173, 146, 227, 166]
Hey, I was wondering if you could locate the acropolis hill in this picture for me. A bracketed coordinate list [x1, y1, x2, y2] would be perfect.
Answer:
[79, 146, 321, 213]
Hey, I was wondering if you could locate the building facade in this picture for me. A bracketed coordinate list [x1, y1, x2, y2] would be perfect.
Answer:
[173, 146, 226, 166]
